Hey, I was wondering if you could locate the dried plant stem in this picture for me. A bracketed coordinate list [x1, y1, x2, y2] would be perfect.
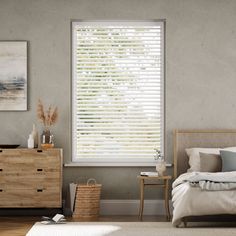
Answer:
[37, 99, 58, 128]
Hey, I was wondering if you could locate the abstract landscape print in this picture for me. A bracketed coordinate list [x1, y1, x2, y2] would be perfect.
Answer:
[0, 41, 27, 110]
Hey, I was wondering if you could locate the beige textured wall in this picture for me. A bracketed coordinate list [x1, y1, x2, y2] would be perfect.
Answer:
[0, 0, 236, 199]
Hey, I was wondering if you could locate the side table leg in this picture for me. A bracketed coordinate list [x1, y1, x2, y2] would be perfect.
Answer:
[164, 179, 171, 221]
[139, 179, 144, 220]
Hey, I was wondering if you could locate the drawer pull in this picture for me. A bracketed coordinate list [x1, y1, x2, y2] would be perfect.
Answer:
[0, 150, 2, 152]
[37, 189, 43, 192]
[0, 189, 3, 192]
[37, 150, 43, 153]
[0, 169, 2, 171]
[37, 169, 43, 172]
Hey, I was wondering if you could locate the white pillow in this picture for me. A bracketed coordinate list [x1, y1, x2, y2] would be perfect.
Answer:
[186, 148, 220, 172]
[186, 147, 236, 172]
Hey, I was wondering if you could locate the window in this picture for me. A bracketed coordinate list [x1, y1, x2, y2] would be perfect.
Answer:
[72, 21, 165, 166]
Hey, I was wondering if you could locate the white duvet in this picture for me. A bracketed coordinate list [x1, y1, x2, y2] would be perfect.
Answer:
[172, 171, 236, 227]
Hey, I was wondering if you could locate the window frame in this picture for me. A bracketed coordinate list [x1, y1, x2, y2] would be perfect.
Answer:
[71, 20, 165, 166]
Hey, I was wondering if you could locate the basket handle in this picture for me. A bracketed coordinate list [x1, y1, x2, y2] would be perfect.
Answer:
[87, 178, 97, 185]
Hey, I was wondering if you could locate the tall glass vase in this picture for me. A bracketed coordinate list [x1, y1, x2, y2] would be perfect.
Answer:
[41, 128, 54, 149]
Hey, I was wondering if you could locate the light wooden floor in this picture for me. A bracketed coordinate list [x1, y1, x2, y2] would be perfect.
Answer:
[0, 215, 167, 236]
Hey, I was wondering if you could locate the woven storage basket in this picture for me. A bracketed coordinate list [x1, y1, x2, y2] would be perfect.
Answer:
[73, 178, 102, 220]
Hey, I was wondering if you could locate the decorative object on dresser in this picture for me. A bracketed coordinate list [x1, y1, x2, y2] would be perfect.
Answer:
[0, 148, 63, 208]
[31, 123, 39, 148]
[27, 133, 34, 149]
[37, 99, 58, 149]
[0, 41, 27, 111]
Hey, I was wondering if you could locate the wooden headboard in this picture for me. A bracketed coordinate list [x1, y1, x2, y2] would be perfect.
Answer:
[173, 129, 236, 179]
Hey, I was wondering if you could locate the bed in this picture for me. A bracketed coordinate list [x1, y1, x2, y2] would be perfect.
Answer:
[172, 129, 236, 227]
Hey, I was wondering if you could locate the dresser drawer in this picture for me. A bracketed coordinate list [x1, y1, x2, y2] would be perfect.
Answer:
[0, 173, 45, 188]
[0, 167, 60, 185]
[0, 165, 60, 176]
[0, 187, 61, 208]
[0, 151, 61, 172]
[0, 172, 61, 189]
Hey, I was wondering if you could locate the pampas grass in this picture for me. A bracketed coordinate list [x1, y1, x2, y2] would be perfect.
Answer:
[37, 99, 58, 127]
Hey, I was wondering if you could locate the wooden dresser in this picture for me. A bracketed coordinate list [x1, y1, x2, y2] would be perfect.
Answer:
[0, 148, 62, 208]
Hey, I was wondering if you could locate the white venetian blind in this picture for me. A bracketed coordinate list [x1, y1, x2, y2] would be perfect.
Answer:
[72, 21, 164, 163]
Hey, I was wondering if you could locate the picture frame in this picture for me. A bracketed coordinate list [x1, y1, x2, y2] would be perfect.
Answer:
[0, 41, 28, 111]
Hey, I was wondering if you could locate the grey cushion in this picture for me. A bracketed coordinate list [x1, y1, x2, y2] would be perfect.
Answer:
[199, 152, 222, 172]
[220, 150, 236, 172]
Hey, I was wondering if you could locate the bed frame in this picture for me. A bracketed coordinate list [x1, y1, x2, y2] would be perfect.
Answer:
[173, 129, 236, 179]
[173, 129, 236, 226]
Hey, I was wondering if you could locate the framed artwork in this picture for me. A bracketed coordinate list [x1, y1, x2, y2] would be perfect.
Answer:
[0, 41, 27, 111]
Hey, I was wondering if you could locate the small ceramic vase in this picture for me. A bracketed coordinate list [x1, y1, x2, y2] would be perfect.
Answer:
[156, 159, 166, 176]
[31, 123, 38, 148]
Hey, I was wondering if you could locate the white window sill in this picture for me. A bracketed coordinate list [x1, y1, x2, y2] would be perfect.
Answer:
[64, 162, 173, 167]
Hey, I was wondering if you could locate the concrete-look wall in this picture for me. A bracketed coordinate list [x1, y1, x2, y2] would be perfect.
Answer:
[0, 0, 236, 199]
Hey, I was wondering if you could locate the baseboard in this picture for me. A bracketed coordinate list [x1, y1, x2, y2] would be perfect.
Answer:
[100, 199, 173, 216]
[0, 200, 172, 217]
